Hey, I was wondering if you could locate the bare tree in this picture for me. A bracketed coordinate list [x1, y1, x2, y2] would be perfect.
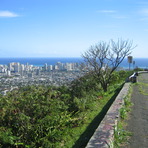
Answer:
[82, 39, 136, 92]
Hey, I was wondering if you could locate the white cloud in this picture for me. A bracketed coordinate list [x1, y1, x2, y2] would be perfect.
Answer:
[113, 16, 128, 19]
[139, 17, 148, 21]
[97, 10, 117, 14]
[144, 29, 148, 31]
[97, 10, 128, 19]
[140, 8, 148, 16]
[0, 11, 19, 17]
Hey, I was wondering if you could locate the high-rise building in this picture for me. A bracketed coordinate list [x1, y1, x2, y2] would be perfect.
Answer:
[49, 65, 53, 71]
[8, 63, 13, 71]
[20, 64, 25, 76]
[44, 63, 48, 71]
[36, 69, 40, 75]
[14, 63, 20, 73]
[65, 63, 72, 71]
[56, 62, 64, 70]
[7, 70, 11, 76]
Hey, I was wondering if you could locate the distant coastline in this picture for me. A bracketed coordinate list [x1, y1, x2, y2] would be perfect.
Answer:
[0, 57, 148, 69]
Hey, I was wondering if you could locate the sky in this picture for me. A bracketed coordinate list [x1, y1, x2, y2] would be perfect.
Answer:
[0, 0, 148, 58]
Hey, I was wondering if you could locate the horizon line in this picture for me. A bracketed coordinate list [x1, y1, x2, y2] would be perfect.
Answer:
[0, 57, 147, 59]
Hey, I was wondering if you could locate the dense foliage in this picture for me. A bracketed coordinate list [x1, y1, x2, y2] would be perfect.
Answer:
[0, 70, 132, 148]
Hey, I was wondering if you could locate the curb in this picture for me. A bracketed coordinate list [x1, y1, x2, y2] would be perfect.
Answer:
[85, 82, 131, 148]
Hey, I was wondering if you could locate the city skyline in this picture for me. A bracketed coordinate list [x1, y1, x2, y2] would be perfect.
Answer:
[0, 0, 148, 58]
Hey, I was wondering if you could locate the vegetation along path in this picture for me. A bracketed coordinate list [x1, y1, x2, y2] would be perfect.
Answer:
[125, 72, 148, 148]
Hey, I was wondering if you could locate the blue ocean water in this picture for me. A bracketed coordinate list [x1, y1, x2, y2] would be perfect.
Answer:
[0, 57, 148, 69]
[0, 57, 82, 66]
[120, 58, 148, 69]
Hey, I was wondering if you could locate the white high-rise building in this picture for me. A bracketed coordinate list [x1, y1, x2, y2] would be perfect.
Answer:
[56, 62, 64, 70]
[7, 70, 11, 76]
[20, 64, 25, 76]
[49, 65, 53, 71]
[8, 63, 13, 71]
[54, 65, 58, 70]
[8, 62, 20, 73]
[44, 63, 48, 71]
[66, 63, 72, 71]
[14, 63, 20, 73]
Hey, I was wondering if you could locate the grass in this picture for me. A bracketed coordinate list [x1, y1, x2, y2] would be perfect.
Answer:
[114, 122, 132, 148]
[114, 84, 133, 148]
[59, 84, 124, 148]
[138, 82, 148, 96]
[137, 73, 148, 96]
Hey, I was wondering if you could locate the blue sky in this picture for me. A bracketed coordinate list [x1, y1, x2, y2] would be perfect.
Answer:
[0, 0, 148, 57]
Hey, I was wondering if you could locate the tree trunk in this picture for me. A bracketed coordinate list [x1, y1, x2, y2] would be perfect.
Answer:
[101, 83, 108, 92]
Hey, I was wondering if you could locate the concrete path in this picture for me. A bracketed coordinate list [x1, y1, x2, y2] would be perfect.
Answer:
[124, 73, 148, 148]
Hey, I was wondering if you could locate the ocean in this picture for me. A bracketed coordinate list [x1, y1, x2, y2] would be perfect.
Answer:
[0, 57, 148, 69]
[0, 57, 82, 67]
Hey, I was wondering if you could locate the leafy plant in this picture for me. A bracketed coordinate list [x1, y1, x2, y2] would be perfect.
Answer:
[114, 122, 132, 148]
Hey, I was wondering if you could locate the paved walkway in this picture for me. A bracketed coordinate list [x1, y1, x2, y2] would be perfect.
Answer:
[125, 73, 148, 148]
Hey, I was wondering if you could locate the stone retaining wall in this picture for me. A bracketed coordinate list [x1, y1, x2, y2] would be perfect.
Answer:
[85, 82, 131, 148]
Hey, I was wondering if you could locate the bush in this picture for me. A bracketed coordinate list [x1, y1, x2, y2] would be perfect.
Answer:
[69, 73, 100, 98]
[0, 86, 74, 147]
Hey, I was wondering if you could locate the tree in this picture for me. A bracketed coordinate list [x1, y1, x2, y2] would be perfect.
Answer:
[82, 39, 136, 92]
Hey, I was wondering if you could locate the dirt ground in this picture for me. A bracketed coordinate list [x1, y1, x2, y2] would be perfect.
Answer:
[124, 73, 148, 148]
